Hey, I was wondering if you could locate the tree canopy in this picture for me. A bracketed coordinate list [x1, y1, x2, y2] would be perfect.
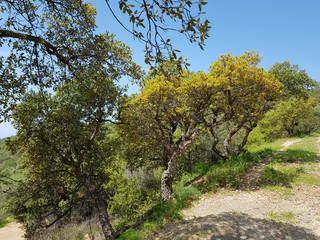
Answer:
[268, 61, 317, 99]
[119, 52, 281, 200]
[5, 29, 140, 239]
[208, 52, 281, 158]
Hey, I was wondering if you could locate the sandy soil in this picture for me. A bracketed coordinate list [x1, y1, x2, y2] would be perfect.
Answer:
[0, 222, 25, 240]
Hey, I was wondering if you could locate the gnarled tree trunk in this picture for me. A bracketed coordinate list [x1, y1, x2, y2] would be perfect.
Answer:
[161, 153, 179, 201]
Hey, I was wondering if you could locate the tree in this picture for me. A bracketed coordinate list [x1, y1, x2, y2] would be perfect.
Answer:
[120, 53, 281, 200]
[208, 52, 281, 159]
[268, 61, 317, 99]
[119, 68, 225, 200]
[5, 33, 140, 240]
[0, 0, 210, 114]
[0, 0, 107, 119]
[259, 97, 318, 139]
[105, 0, 210, 65]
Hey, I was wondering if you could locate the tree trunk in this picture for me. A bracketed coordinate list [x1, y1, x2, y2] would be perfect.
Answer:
[94, 193, 116, 240]
[235, 126, 254, 156]
[160, 129, 205, 201]
[161, 153, 178, 201]
[222, 125, 242, 158]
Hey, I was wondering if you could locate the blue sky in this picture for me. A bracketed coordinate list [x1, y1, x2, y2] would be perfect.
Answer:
[1, 0, 319, 138]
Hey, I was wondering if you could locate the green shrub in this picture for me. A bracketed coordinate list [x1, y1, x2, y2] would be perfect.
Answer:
[191, 162, 209, 175]
[117, 229, 144, 240]
[142, 222, 157, 232]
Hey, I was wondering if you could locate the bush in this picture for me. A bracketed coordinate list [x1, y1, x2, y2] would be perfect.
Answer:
[191, 162, 209, 175]
[117, 229, 144, 240]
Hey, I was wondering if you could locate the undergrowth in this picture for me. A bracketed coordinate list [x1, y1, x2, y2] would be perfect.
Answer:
[117, 148, 275, 239]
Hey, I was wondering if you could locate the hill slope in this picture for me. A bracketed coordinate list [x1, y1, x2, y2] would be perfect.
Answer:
[153, 136, 320, 239]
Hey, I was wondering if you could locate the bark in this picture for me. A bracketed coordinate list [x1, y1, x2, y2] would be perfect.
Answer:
[210, 128, 225, 160]
[94, 191, 115, 240]
[161, 129, 203, 201]
[235, 126, 254, 156]
[0, 29, 69, 65]
[222, 124, 242, 158]
[161, 152, 179, 201]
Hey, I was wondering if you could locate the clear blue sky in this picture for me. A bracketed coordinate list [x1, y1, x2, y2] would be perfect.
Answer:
[1, 0, 319, 138]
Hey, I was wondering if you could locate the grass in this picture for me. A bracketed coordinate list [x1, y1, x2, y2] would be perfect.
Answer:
[265, 210, 296, 223]
[260, 133, 320, 189]
[194, 148, 274, 192]
[116, 186, 201, 239]
[295, 173, 320, 187]
[247, 137, 296, 153]
[0, 217, 15, 228]
[272, 149, 318, 163]
[117, 148, 277, 239]
[264, 186, 293, 198]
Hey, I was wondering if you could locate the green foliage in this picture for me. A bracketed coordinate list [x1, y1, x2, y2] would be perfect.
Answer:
[0, 138, 22, 227]
[110, 0, 210, 66]
[0, 138, 19, 171]
[109, 173, 161, 225]
[268, 61, 317, 99]
[0, 217, 14, 228]
[191, 162, 209, 175]
[246, 127, 266, 147]
[259, 97, 319, 140]
[117, 229, 145, 240]
[4, 28, 141, 239]
[120, 52, 281, 200]
[207, 51, 281, 159]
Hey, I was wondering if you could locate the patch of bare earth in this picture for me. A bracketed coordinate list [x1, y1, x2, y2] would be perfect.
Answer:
[0, 223, 25, 240]
[153, 139, 320, 240]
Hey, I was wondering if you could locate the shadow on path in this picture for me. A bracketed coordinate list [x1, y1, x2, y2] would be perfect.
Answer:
[154, 212, 320, 240]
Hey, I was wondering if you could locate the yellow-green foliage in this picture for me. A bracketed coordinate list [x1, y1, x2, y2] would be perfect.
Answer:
[259, 97, 319, 140]
[120, 52, 281, 165]
[209, 51, 282, 121]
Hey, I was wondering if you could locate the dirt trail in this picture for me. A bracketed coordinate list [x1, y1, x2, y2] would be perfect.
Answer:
[0, 222, 24, 240]
[280, 138, 302, 151]
[240, 138, 301, 190]
[154, 138, 320, 239]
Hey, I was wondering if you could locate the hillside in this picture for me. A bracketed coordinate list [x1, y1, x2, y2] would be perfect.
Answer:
[1, 135, 320, 239]
[0, 138, 20, 172]
[152, 135, 320, 239]
[0, 137, 20, 228]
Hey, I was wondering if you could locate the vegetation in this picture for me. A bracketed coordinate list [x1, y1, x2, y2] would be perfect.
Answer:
[0, 138, 20, 228]
[0, 1, 319, 240]
[268, 61, 317, 99]
[120, 52, 280, 200]
[265, 210, 296, 223]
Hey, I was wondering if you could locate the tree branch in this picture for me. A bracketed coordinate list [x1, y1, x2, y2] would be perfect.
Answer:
[0, 29, 69, 65]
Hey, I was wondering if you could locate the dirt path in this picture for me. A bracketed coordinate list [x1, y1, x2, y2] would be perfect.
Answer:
[240, 138, 301, 190]
[153, 138, 320, 239]
[0, 222, 25, 240]
[280, 138, 302, 151]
